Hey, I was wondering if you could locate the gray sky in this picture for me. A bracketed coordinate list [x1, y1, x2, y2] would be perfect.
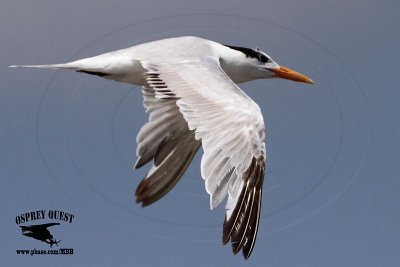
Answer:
[1, 0, 399, 266]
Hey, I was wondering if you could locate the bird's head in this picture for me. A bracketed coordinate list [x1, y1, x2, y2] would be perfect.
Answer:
[222, 45, 314, 84]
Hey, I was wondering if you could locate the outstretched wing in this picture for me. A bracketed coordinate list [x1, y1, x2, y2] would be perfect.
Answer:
[22, 223, 60, 230]
[140, 59, 266, 259]
[135, 79, 201, 206]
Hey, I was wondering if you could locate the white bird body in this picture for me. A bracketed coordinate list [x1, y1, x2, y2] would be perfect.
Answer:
[16, 36, 279, 84]
[11, 36, 313, 259]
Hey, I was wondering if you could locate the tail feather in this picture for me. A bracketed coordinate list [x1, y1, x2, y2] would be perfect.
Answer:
[9, 49, 133, 79]
[9, 63, 79, 70]
[9, 54, 112, 72]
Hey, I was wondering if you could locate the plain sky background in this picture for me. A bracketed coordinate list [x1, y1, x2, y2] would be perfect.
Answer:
[1, 0, 399, 266]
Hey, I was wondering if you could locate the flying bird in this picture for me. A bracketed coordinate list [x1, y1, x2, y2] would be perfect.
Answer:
[19, 223, 61, 247]
[11, 36, 313, 259]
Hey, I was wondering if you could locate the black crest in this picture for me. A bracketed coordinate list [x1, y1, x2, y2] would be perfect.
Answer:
[224, 45, 270, 63]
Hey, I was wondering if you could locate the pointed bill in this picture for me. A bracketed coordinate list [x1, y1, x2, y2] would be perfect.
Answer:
[270, 65, 314, 84]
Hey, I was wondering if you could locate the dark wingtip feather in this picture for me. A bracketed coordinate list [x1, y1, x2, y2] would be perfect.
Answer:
[135, 156, 150, 169]
[135, 136, 200, 208]
[222, 215, 230, 245]
[222, 155, 265, 260]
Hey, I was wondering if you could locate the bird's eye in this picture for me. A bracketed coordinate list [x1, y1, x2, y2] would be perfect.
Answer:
[258, 54, 269, 63]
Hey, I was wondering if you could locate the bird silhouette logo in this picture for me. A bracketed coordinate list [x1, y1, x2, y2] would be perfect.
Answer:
[19, 223, 61, 247]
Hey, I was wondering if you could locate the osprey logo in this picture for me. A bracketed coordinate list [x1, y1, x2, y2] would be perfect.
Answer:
[19, 223, 61, 247]
[15, 210, 75, 256]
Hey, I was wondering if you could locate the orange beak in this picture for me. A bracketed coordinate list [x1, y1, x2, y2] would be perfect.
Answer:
[270, 65, 314, 84]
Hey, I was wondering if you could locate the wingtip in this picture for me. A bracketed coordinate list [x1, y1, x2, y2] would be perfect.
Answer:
[134, 194, 145, 206]
[135, 196, 151, 207]
[134, 156, 147, 169]
[209, 196, 216, 210]
[244, 253, 251, 261]
[222, 215, 231, 245]
[232, 242, 241, 255]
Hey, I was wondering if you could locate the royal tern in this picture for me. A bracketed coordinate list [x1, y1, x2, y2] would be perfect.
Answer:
[11, 36, 313, 259]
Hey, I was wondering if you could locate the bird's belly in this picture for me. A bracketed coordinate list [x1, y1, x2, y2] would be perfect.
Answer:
[107, 59, 148, 85]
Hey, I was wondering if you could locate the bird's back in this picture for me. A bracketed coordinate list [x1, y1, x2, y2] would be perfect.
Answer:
[114, 36, 219, 63]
